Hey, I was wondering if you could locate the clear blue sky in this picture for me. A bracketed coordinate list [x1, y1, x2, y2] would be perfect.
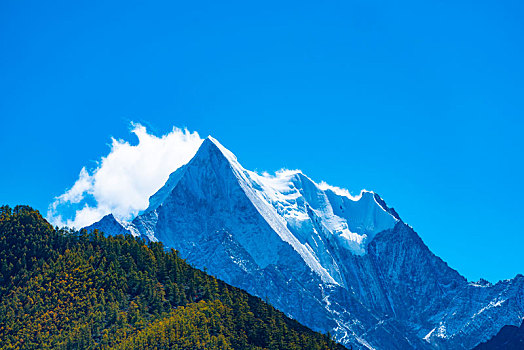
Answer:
[1, 0, 523, 282]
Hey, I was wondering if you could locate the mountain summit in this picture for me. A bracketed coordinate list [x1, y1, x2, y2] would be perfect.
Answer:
[87, 137, 524, 349]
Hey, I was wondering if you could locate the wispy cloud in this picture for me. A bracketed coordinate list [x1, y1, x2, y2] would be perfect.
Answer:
[47, 123, 203, 228]
[317, 181, 364, 201]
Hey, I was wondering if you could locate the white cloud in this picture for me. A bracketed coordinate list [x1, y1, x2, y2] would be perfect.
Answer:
[317, 181, 365, 201]
[47, 123, 203, 228]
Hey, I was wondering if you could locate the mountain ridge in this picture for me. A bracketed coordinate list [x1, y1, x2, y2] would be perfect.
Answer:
[87, 136, 524, 349]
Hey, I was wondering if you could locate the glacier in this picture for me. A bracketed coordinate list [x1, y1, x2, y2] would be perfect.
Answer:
[85, 136, 524, 349]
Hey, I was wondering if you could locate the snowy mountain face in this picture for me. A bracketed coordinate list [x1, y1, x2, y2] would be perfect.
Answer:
[87, 137, 524, 349]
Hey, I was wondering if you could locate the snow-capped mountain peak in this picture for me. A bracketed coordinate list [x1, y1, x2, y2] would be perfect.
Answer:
[144, 136, 237, 213]
[86, 136, 524, 350]
[204, 135, 240, 164]
[185, 137, 400, 256]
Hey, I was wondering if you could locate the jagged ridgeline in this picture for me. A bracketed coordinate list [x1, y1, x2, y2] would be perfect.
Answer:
[0, 205, 346, 350]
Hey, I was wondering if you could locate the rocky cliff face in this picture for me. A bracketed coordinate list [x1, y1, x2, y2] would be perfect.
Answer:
[87, 137, 524, 349]
[474, 319, 524, 349]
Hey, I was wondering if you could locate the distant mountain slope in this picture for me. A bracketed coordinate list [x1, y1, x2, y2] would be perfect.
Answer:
[473, 319, 524, 349]
[0, 205, 345, 350]
[87, 137, 524, 349]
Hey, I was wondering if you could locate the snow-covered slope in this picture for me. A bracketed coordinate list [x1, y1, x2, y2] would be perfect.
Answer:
[87, 137, 524, 349]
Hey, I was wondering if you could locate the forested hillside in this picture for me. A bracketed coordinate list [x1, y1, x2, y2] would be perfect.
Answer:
[0, 205, 346, 350]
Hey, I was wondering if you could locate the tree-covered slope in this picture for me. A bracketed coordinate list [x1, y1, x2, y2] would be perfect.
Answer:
[0, 205, 346, 350]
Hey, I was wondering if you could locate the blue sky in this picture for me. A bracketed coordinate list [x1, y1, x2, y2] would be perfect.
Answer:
[1, 0, 523, 282]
